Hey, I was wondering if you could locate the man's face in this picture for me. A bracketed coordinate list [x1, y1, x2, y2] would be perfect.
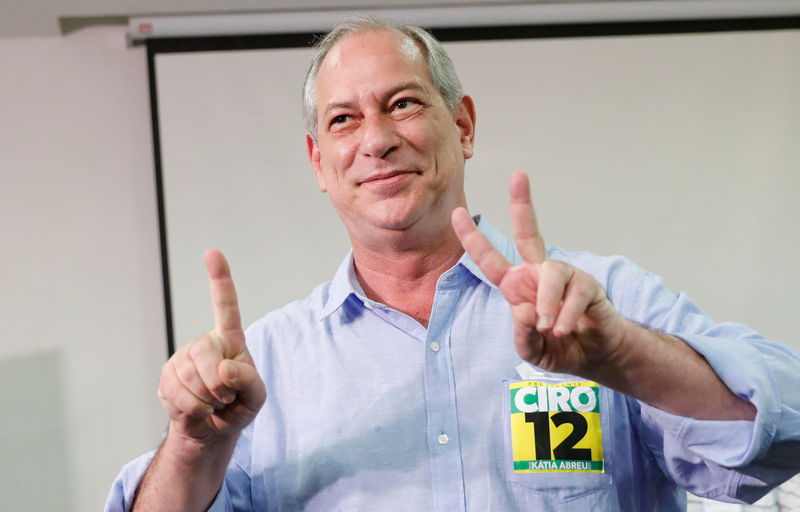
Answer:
[307, 29, 475, 244]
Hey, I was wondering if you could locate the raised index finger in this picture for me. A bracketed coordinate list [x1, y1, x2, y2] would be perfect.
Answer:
[205, 249, 245, 354]
[451, 207, 512, 285]
[510, 171, 547, 264]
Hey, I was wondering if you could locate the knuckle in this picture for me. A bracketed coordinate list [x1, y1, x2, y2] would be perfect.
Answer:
[158, 367, 177, 396]
[189, 335, 215, 358]
[543, 260, 570, 279]
[158, 376, 213, 418]
[173, 358, 200, 387]
[191, 334, 231, 365]
[572, 284, 593, 302]
[574, 267, 595, 284]
[157, 385, 177, 411]
[173, 389, 210, 417]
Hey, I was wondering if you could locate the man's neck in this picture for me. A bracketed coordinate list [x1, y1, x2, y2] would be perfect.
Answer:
[351, 231, 465, 328]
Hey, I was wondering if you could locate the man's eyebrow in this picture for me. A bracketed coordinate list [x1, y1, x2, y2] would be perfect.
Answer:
[322, 101, 355, 117]
[384, 81, 427, 99]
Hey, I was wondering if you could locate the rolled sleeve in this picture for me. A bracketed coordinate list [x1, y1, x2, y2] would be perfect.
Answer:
[104, 452, 154, 512]
[653, 332, 800, 502]
[676, 333, 786, 463]
[104, 451, 248, 512]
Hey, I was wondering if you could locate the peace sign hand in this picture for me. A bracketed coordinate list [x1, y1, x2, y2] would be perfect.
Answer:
[451, 171, 625, 376]
[157, 250, 266, 442]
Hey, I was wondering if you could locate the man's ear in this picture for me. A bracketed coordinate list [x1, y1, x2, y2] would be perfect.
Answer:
[306, 134, 327, 192]
[454, 95, 476, 160]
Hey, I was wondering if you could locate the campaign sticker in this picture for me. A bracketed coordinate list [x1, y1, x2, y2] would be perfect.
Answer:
[509, 380, 604, 473]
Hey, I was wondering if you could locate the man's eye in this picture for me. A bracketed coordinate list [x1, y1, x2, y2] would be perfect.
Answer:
[391, 98, 422, 117]
[394, 98, 416, 110]
[330, 114, 348, 125]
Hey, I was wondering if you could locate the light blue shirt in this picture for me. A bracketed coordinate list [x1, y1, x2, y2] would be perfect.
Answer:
[106, 217, 800, 511]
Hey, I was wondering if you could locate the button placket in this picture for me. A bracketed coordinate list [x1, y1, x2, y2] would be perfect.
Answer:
[422, 270, 467, 511]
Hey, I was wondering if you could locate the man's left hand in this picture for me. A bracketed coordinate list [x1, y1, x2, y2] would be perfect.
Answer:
[451, 171, 625, 377]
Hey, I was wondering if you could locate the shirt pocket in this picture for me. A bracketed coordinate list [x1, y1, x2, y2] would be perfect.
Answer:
[501, 379, 617, 510]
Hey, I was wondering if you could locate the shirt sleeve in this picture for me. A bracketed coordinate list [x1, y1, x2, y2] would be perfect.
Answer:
[104, 446, 253, 512]
[560, 249, 800, 504]
[104, 452, 155, 512]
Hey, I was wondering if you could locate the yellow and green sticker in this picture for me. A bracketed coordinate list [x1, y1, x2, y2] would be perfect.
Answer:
[509, 380, 604, 473]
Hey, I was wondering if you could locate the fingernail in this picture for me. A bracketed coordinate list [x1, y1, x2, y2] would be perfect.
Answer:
[222, 392, 236, 404]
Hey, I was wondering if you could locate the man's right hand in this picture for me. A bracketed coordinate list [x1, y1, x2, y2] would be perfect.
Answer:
[157, 249, 266, 442]
[133, 251, 265, 511]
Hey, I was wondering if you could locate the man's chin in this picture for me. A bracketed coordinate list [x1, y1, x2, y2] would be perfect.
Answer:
[359, 202, 423, 232]
[370, 217, 417, 233]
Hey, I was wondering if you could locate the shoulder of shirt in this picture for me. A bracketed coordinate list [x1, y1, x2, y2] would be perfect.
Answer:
[547, 245, 647, 276]
[247, 281, 331, 332]
[547, 246, 662, 311]
[243, 279, 334, 344]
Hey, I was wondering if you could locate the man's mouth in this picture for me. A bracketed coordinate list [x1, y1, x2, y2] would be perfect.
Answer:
[359, 170, 417, 188]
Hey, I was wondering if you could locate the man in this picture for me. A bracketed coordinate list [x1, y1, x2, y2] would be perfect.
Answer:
[107, 16, 800, 511]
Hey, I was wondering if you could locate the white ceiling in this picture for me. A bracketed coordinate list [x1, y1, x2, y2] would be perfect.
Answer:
[0, 0, 532, 37]
[2, 0, 799, 38]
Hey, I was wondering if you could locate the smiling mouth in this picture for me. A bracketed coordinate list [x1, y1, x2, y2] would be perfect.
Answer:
[359, 170, 418, 188]
[360, 170, 414, 183]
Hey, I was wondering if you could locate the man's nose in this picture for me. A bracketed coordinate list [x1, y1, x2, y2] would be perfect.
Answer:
[360, 114, 399, 159]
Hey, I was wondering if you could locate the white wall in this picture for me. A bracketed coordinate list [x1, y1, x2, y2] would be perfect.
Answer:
[156, 30, 800, 354]
[0, 26, 166, 511]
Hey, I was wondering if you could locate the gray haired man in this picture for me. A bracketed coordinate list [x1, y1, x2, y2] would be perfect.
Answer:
[108, 15, 800, 511]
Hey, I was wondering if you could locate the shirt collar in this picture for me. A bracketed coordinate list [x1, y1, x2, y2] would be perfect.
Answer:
[320, 248, 362, 318]
[319, 215, 517, 318]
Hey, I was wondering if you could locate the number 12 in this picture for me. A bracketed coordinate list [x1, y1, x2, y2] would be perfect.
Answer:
[524, 411, 592, 461]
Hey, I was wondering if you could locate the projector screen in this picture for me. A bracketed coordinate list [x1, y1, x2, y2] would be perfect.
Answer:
[150, 27, 800, 353]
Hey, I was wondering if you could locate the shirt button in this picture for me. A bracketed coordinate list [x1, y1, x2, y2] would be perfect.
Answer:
[437, 434, 449, 445]
[429, 341, 440, 352]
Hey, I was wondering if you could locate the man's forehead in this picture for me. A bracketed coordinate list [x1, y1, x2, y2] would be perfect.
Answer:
[322, 28, 424, 71]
